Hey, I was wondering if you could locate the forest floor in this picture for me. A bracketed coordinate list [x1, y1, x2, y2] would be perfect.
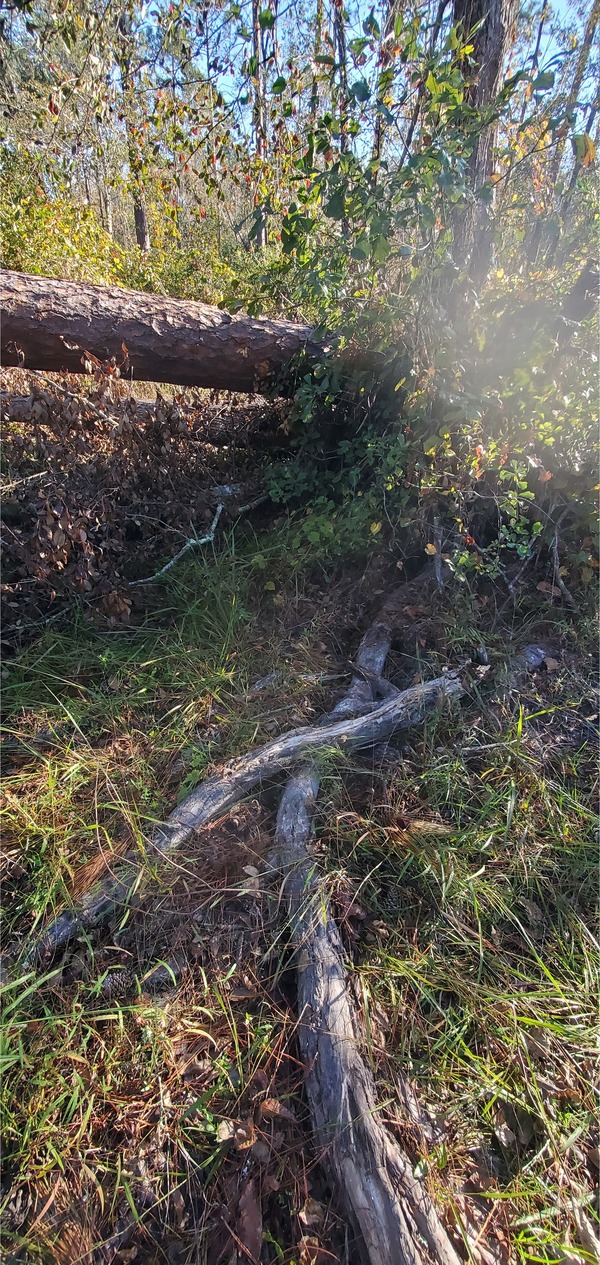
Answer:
[1, 372, 598, 1265]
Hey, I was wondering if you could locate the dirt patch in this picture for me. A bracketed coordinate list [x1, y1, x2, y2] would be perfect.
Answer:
[1, 369, 282, 647]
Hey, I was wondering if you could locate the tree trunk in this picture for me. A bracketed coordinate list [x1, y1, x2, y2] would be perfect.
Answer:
[132, 192, 151, 252]
[548, 0, 599, 189]
[118, 15, 152, 253]
[309, 0, 325, 127]
[527, 0, 599, 264]
[451, 0, 519, 283]
[371, 0, 402, 168]
[333, 0, 349, 154]
[252, 0, 268, 248]
[0, 271, 323, 393]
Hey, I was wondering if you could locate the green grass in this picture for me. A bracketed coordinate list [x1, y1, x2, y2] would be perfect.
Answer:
[322, 677, 599, 1263]
[1, 545, 598, 1262]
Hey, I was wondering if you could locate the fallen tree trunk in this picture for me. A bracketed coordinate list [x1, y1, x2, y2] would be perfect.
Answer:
[26, 671, 462, 966]
[1, 270, 324, 393]
[271, 590, 465, 1265]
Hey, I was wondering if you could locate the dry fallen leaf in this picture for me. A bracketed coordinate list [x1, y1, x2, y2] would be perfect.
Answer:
[234, 1120, 256, 1149]
[258, 1098, 297, 1123]
[237, 1177, 263, 1263]
[298, 1197, 326, 1229]
[536, 581, 561, 597]
[544, 657, 560, 671]
[216, 1119, 235, 1143]
[493, 1119, 516, 1148]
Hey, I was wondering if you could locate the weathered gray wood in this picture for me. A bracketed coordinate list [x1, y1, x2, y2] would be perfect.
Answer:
[27, 672, 462, 965]
[272, 595, 464, 1265]
[275, 774, 462, 1265]
[1, 270, 323, 392]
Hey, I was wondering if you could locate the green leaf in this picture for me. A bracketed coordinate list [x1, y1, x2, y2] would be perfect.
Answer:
[350, 237, 369, 260]
[532, 71, 555, 91]
[349, 37, 370, 56]
[350, 78, 370, 104]
[315, 53, 336, 66]
[325, 189, 345, 220]
[272, 75, 287, 94]
[258, 8, 275, 29]
[363, 9, 380, 37]
[372, 235, 390, 263]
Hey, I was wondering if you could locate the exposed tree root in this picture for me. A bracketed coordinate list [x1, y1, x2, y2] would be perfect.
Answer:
[271, 598, 465, 1265]
[26, 665, 462, 966]
[23, 578, 465, 1262]
[274, 775, 462, 1265]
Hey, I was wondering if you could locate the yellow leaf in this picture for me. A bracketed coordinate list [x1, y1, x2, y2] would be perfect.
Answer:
[425, 543, 437, 555]
[582, 134, 596, 167]
[370, 521, 382, 535]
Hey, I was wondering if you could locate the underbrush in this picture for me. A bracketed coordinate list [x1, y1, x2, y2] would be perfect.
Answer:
[1, 536, 598, 1262]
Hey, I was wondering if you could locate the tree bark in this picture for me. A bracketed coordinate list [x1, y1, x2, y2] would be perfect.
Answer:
[117, 13, 152, 252]
[333, 0, 349, 154]
[371, 0, 402, 168]
[252, 0, 268, 248]
[0, 271, 323, 392]
[548, 0, 599, 189]
[309, 0, 325, 127]
[451, 0, 519, 283]
[131, 186, 151, 254]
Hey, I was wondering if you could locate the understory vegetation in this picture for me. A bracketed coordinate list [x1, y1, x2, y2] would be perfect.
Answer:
[0, 0, 598, 1260]
[2, 545, 598, 1263]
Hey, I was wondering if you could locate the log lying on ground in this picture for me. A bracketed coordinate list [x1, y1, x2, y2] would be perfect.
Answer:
[1, 270, 324, 393]
[271, 598, 464, 1265]
[26, 672, 462, 966]
[275, 777, 462, 1265]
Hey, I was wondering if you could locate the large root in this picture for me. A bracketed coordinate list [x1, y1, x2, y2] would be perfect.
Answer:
[27, 668, 462, 965]
[275, 775, 462, 1265]
[25, 580, 465, 1262]
[271, 594, 464, 1265]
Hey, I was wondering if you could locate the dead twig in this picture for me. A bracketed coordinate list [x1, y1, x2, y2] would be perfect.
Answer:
[551, 530, 576, 608]
[129, 503, 224, 586]
[433, 516, 444, 593]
